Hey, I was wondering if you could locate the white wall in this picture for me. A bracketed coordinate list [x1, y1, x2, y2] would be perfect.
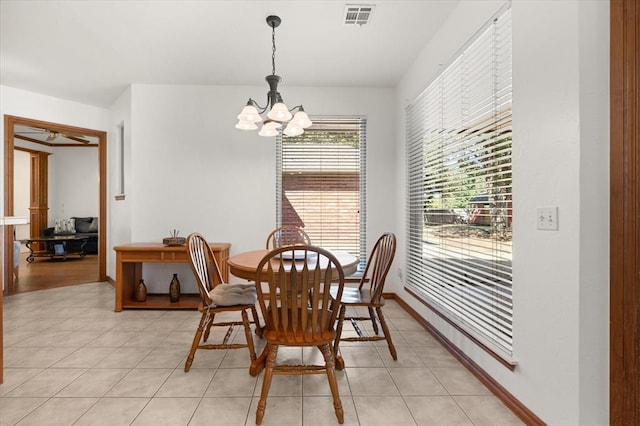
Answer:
[0, 85, 110, 219]
[1, 82, 396, 293]
[107, 87, 133, 281]
[12, 150, 30, 241]
[120, 83, 396, 292]
[0, 86, 109, 137]
[577, 2, 610, 422]
[395, 1, 609, 424]
[49, 146, 99, 220]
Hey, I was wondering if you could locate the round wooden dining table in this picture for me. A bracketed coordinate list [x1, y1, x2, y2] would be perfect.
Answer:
[227, 248, 359, 376]
[227, 248, 359, 281]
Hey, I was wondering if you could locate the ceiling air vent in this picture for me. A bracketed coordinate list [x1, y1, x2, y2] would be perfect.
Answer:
[344, 4, 375, 26]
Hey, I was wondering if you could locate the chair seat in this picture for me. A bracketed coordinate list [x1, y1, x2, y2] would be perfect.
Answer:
[331, 286, 385, 307]
[263, 308, 336, 344]
[185, 233, 262, 375]
[208, 283, 257, 306]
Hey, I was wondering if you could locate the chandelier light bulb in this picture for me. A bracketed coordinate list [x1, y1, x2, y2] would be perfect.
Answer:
[292, 110, 312, 128]
[283, 123, 304, 137]
[235, 120, 258, 130]
[267, 102, 293, 122]
[237, 105, 262, 123]
[258, 124, 279, 137]
[264, 120, 282, 129]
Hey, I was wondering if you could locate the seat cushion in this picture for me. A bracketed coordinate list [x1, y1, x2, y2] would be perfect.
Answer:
[208, 283, 257, 306]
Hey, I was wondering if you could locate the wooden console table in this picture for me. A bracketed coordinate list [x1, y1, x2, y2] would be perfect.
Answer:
[113, 242, 230, 312]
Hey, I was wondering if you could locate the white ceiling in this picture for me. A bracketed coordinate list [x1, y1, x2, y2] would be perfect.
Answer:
[0, 1, 459, 108]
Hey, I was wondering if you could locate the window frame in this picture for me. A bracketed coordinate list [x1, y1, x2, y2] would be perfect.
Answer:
[276, 116, 367, 274]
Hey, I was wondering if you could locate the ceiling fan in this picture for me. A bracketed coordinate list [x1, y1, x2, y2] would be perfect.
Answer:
[16, 126, 91, 144]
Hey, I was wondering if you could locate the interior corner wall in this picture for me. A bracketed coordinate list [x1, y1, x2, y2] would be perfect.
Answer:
[394, 1, 609, 424]
[107, 86, 132, 280]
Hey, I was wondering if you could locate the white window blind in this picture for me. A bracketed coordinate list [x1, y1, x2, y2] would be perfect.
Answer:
[277, 117, 367, 272]
[406, 8, 513, 359]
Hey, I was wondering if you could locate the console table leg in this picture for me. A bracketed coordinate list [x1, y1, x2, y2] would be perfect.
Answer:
[25, 240, 34, 263]
[79, 238, 87, 258]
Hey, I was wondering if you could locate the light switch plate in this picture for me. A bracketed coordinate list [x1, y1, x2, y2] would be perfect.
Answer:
[537, 207, 558, 230]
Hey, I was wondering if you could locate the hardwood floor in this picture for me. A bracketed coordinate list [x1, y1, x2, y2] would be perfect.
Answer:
[13, 251, 100, 294]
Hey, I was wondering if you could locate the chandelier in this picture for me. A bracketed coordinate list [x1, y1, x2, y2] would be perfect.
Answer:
[235, 15, 312, 137]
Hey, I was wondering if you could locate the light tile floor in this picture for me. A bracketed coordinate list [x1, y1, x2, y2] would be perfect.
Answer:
[1, 282, 523, 425]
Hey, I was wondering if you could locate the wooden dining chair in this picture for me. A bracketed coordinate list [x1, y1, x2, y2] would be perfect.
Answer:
[332, 232, 397, 370]
[265, 225, 311, 249]
[254, 245, 345, 425]
[184, 232, 262, 373]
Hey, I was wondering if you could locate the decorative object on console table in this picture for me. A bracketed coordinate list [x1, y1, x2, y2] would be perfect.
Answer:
[163, 229, 186, 246]
[136, 279, 147, 302]
[169, 273, 180, 302]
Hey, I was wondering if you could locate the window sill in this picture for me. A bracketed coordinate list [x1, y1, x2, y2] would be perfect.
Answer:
[404, 285, 517, 371]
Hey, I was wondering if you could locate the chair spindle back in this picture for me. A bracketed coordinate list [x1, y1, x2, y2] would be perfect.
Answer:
[186, 232, 225, 305]
[359, 232, 396, 303]
[266, 225, 311, 249]
[256, 245, 345, 343]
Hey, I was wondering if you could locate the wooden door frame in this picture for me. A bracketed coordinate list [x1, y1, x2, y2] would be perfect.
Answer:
[26, 150, 50, 254]
[2, 114, 108, 291]
[610, 0, 639, 423]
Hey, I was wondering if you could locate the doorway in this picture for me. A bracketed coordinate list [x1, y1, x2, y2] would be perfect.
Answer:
[3, 115, 107, 294]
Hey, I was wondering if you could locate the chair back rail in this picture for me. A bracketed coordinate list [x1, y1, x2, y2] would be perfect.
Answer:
[360, 232, 396, 303]
[256, 245, 344, 344]
[265, 225, 311, 249]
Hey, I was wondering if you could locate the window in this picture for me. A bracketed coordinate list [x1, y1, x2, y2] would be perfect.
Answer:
[406, 8, 513, 360]
[277, 117, 366, 272]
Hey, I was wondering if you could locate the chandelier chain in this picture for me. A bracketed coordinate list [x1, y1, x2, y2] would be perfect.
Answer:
[271, 25, 276, 75]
